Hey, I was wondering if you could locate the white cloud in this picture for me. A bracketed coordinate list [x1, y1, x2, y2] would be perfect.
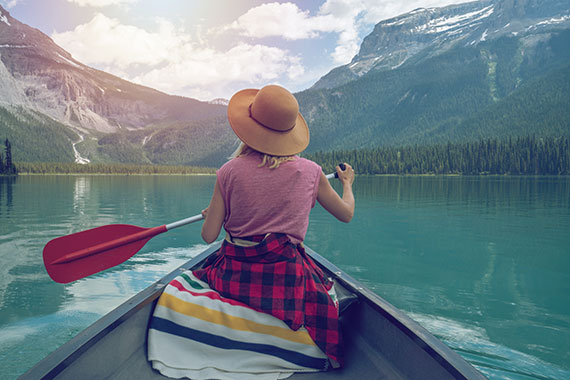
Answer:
[51, 14, 303, 100]
[4, 0, 22, 8]
[318, 0, 365, 63]
[225, 1, 364, 64]
[133, 43, 303, 100]
[66, 0, 138, 7]
[52, 14, 185, 68]
[225, 0, 361, 63]
[228, 2, 339, 40]
[225, 0, 469, 64]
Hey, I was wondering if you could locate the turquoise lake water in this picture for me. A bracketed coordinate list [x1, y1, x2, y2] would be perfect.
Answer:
[0, 175, 569, 379]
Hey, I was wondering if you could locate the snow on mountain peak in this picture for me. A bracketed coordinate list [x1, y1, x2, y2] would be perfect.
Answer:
[525, 14, 570, 32]
[313, 0, 570, 91]
[208, 98, 229, 106]
[56, 52, 82, 69]
[1, 10, 11, 26]
[418, 5, 494, 35]
[535, 15, 570, 27]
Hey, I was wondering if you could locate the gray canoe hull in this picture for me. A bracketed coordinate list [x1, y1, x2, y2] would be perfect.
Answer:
[20, 243, 486, 380]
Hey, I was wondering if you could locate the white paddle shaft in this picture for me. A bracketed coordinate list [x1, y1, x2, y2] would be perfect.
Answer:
[165, 214, 204, 230]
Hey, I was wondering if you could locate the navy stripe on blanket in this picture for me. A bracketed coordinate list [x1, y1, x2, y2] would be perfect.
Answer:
[149, 317, 328, 370]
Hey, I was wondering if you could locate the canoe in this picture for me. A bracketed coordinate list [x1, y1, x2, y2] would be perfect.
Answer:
[20, 242, 486, 380]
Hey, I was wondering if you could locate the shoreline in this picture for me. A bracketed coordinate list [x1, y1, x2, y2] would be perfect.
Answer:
[15, 172, 216, 176]
[9, 172, 570, 177]
[10, 163, 570, 177]
[12, 162, 216, 176]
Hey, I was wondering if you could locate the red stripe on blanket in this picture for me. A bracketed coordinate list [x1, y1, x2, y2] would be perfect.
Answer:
[169, 279, 258, 311]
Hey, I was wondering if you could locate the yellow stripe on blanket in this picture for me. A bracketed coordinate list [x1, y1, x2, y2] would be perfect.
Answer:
[157, 293, 316, 346]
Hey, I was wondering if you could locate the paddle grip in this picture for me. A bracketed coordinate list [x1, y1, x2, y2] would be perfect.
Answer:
[334, 163, 347, 178]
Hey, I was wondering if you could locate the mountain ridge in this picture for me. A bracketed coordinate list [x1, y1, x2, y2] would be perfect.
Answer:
[0, 5, 235, 166]
[312, 0, 570, 90]
[0, 5, 226, 133]
[300, 0, 570, 152]
[1, 0, 569, 166]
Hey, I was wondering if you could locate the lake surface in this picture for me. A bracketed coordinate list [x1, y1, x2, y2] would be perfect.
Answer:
[0, 175, 569, 379]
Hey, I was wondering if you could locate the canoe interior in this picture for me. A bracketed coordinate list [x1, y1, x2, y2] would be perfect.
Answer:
[20, 243, 485, 380]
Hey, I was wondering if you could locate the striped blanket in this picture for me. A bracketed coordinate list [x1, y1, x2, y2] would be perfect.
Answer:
[148, 270, 335, 380]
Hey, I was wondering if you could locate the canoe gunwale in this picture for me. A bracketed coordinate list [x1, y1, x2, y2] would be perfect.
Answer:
[304, 246, 486, 380]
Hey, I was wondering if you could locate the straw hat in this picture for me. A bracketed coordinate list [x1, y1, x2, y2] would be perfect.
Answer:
[227, 85, 309, 156]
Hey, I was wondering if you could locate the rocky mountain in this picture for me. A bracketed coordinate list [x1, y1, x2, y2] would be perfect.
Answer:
[1, 0, 569, 165]
[299, 0, 570, 152]
[313, 0, 570, 90]
[0, 5, 233, 166]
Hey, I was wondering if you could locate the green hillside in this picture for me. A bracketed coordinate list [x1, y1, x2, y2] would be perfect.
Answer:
[459, 63, 570, 140]
[298, 30, 570, 152]
[142, 116, 235, 167]
[1, 105, 237, 167]
[83, 116, 236, 167]
[0, 106, 77, 162]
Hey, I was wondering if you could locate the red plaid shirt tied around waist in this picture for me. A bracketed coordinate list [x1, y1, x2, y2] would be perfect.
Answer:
[193, 233, 342, 366]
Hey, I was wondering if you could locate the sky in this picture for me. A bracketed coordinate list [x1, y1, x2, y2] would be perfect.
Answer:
[3, 0, 468, 101]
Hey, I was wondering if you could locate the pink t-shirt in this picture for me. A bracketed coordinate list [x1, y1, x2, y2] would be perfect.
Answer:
[216, 152, 322, 244]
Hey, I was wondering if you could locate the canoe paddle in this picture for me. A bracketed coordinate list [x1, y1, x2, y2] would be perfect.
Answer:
[43, 165, 346, 283]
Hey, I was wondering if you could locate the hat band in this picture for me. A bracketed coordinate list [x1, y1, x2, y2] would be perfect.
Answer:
[248, 104, 295, 133]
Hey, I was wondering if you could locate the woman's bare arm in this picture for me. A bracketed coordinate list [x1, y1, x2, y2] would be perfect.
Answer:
[201, 178, 226, 243]
[317, 163, 355, 223]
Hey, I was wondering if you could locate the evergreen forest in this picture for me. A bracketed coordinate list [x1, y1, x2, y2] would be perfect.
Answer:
[306, 136, 570, 175]
[7, 135, 570, 176]
[16, 162, 214, 175]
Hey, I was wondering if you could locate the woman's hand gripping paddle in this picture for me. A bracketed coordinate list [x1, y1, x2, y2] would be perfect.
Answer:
[43, 166, 346, 284]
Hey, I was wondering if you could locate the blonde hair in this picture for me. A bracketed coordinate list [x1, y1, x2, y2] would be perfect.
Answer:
[231, 142, 297, 169]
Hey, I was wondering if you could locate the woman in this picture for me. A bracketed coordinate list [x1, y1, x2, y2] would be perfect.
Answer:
[198, 84, 354, 368]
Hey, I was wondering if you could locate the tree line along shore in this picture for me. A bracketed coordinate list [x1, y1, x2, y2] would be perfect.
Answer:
[306, 135, 570, 176]
[4, 135, 570, 176]
[13, 162, 215, 175]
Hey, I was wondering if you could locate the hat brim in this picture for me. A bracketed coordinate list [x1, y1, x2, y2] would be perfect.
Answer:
[227, 89, 309, 156]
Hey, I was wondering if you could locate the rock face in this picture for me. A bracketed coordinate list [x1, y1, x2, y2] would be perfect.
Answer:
[312, 0, 570, 90]
[296, 0, 570, 152]
[0, 6, 225, 134]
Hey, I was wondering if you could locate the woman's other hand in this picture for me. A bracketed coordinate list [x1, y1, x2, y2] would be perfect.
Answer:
[317, 163, 355, 223]
[336, 163, 354, 186]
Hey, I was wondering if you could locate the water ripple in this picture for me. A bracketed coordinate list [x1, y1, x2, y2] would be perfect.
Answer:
[408, 312, 570, 380]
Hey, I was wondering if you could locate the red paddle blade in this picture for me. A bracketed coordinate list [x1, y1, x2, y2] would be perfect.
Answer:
[43, 224, 166, 284]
